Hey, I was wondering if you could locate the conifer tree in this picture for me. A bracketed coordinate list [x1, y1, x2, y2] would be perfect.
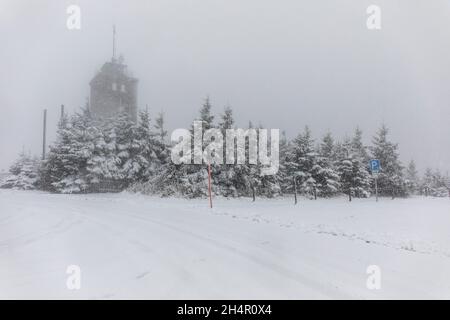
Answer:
[41, 109, 93, 193]
[336, 137, 371, 200]
[135, 109, 160, 180]
[216, 106, 238, 196]
[370, 124, 406, 197]
[314, 132, 340, 197]
[278, 130, 290, 194]
[255, 124, 282, 198]
[114, 111, 141, 184]
[351, 127, 369, 162]
[0, 151, 40, 190]
[337, 141, 355, 201]
[85, 124, 111, 186]
[285, 126, 317, 198]
[420, 168, 449, 197]
[199, 96, 214, 130]
[154, 112, 170, 164]
[405, 160, 419, 195]
[349, 129, 371, 198]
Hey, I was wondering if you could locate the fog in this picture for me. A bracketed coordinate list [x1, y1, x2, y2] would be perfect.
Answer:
[1, 0, 449, 173]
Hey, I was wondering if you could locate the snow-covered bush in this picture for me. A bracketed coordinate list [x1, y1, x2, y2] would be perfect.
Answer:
[0, 152, 40, 190]
[420, 168, 450, 198]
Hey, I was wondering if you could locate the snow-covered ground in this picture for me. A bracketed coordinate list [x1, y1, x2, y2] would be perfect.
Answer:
[0, 190, 449, 299]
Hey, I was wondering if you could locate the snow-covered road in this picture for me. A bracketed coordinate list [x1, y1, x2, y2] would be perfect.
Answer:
[0, 190, 449, 299]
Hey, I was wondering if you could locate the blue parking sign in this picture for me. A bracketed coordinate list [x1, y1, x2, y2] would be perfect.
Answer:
[370, 159, 380, 173]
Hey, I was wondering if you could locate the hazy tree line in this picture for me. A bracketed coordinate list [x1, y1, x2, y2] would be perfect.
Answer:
[1, 98, 449, 199]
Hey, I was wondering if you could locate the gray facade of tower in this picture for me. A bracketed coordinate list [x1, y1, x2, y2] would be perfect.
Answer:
[89, 57, 138, 122]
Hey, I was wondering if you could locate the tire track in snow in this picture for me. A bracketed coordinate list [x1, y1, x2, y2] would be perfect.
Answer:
[0, 215, 82, 250]
[84, 205, 351, 299]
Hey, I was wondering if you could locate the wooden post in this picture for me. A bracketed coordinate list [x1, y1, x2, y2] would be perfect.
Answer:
[207, 163, 212, 208]
[42, 109, 47, 160]
[293, 177, 298, 205]
[252, 185, 256, 202]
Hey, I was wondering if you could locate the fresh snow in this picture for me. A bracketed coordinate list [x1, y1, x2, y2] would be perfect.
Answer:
[0, 190, 449, 299]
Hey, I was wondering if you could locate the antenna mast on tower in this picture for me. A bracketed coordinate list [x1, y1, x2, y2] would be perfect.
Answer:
[112, 25, 116, 61]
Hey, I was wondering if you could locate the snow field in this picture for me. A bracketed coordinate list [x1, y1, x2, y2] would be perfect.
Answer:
[0, 190, 449, 299]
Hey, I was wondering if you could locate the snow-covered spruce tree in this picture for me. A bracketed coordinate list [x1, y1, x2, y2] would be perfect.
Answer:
[85, 119, 122, 191]
[351, 159, 371, 198]
[405, 160, 419, 195]
[370, 124, 407, 198]
[336, 138, 371, 200]
[216, 106, 239, 197]
[319, 132, 336, 161]
[336, 140, 355, 201]
[114, 111, 143, 185]
[254, 123, 282, 198]
[229, 121, 268, 198]
[349, 128, 371, 197]
[0, 151, 40, 190]
[314, 132, 340, 197]
[198, 96, 214, 130]
[430, 169, 448, 197]
[421, 168, 433, 196]
[131, 111, 174, 195]
[135, 109, 160, 180]
[145, 98, 214, 198]
[41, 109, 94, 193]
[153, 112, 170, 165]
[115, 109, 162, 187]
[278, 130, 291, 194]
[420, 168, 449, 197]
[39, 113, 71, 191]
[183, 97, 215, 197]
[64, 108, 97, 192]
[351, 127, 369, 163]
[127, 109, 170, 194]
[445, 172, 450, 192]
[284, 126, 317, 199]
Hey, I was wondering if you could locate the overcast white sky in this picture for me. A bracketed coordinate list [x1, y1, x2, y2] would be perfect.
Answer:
[1, 0, 449, 173]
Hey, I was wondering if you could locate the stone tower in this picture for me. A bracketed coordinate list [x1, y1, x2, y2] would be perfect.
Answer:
[89, 27, 138, 122]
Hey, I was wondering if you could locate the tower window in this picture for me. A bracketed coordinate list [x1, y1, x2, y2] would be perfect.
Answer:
[112, 82, 117, 91]
[121, 84, 126, 92]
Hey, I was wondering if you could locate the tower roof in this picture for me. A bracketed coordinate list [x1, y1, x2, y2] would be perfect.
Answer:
[90, 58, 137, 87]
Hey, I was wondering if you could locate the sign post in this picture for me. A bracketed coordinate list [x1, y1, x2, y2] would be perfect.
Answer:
[207, 163, 212, 209]
[374, 176, 378, 202]
[293, 176, 298, 205]
[370, 159, 380, 202]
